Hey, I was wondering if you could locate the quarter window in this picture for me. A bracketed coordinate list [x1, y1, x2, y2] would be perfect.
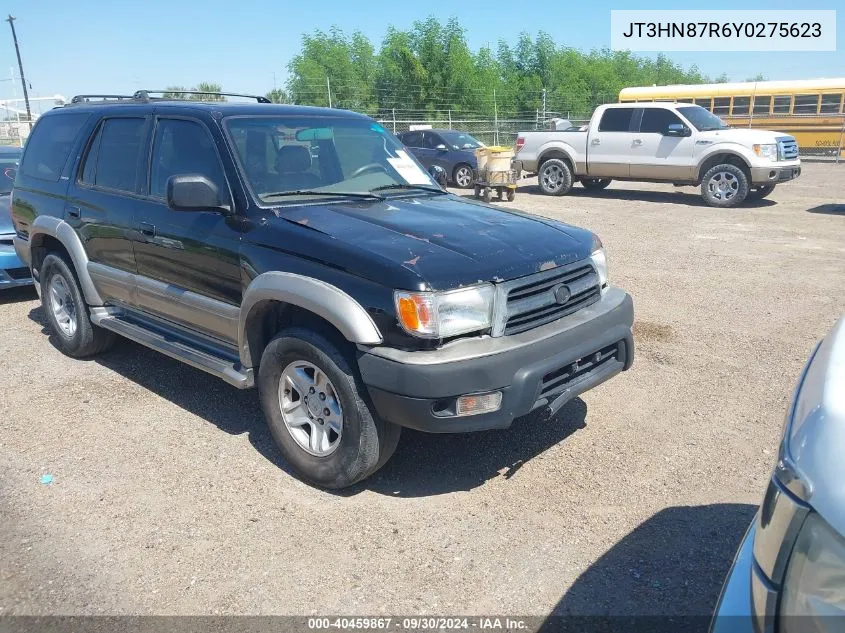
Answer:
[793, 94, 819, 114]
[150, 119, 227, 198]
[20, 113, 89, 182]
[753, 96, 772, 115]
[598, 108, 635, 132]
[80, 118, 146, 193]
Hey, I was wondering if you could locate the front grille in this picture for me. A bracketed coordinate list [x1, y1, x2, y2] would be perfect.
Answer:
[5, 267, 31, 280]
[539, 342, 621, 401]
[777, 137, 799, 160]
[502, 263, 600, 335]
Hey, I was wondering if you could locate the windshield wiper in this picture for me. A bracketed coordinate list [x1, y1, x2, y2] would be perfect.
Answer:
[261, 190, 385, 201]
[370, 183, 448, 195]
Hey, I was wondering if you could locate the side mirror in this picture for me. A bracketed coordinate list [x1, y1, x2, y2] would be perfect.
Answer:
[666, 123, 692, 137]
[166, 175, 229, 212]
[428, 165, 448, 187]
[435, 144, 448, 151]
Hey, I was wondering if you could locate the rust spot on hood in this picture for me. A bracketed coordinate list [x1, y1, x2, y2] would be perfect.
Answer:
[539, 260, 557, 271]
[296, 218, 310, 225]
[404, 255, 420, 266]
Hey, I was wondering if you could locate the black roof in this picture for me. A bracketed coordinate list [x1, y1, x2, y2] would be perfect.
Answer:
[399, 128, 474, 135]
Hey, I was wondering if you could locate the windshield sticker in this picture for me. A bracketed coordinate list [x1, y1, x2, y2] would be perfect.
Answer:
[370, 123, 386, 133]
[387, 149, 430, 185]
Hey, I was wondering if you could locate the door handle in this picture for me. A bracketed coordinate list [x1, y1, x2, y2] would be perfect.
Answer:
[67, 206, 81, 219]
[632, 139, 643, 146]
[140, 222, 156, 237]
[591, 139, 601, 145]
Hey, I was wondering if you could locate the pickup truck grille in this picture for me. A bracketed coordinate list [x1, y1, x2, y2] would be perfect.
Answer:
[499, 262, 601, 336]
[777, 137, 799, 160]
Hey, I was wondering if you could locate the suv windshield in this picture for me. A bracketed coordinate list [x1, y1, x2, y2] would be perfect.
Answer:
[225, 116, 438, 202]
[439, 131, 483, 150]
[677, 106, 730, 132]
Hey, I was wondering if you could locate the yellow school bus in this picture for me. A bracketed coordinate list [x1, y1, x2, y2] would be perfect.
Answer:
[619, 79, 845, 155]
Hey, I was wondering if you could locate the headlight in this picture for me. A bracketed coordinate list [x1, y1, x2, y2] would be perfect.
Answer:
[780, 512, 845, 631]
[590, 234, 608, 288]
[753, 143, 778, 161]
[395, 284, 494, 338]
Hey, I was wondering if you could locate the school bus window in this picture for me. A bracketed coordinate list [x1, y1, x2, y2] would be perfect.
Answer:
[694, 97, 712, 110]
[772, 95, 792, 114]
[793, 94, 820, 114]
[820, 93, 843, 114]
[713, 97, 730, 115]
[752, 95, 772, 115]
[731, 96, 750, 116]
[677, 98, 693, 104]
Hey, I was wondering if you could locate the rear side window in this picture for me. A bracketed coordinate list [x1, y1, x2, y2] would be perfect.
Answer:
[80, 118, 146, 193]
[19, 113, 89, 182]
[640, 108, 683, 134]
[598, 108, 634, 132]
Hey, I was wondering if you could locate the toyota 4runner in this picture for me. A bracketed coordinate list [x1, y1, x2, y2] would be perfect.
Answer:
[12, 91, 634, 488]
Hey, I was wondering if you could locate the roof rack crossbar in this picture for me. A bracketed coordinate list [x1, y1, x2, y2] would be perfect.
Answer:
[134, 90, 271, 103]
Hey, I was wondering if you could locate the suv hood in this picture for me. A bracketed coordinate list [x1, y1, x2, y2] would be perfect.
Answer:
[699, 128, 790, 145]
[272, 194, 594, 290]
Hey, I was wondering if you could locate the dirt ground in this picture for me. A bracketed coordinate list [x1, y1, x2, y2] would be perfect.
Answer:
[1, 163, 843, 623]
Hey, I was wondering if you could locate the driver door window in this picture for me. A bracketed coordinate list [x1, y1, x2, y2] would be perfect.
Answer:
[150, 119, 227, 198]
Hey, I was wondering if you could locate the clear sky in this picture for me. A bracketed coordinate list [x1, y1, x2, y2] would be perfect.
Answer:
[2, 0, 843, 112]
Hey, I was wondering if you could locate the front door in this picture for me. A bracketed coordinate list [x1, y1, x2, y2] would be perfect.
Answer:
[422, 132, 451, 172]
[629, 108, 696, 181]
[132, 116, 242, 345]
[587, 107, 635, 178]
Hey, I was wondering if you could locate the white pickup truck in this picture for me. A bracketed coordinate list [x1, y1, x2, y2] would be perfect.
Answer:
[514, 102, 801, 207]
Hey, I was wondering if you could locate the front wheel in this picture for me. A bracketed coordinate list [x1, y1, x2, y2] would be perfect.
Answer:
[538, 158, 573, 196]
[746, 184, 776, 200]
[453, 164, 474, 189]
[258, 327, 401, 489]
[581, 178, 612, 191]
[41, 253, 115, 358]
[700, 163, 749, 208]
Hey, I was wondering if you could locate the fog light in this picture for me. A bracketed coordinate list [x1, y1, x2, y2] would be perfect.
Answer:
[456, 391, 502, 417]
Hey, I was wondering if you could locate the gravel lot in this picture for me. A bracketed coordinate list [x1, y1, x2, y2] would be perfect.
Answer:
[2, 163, 844, 624]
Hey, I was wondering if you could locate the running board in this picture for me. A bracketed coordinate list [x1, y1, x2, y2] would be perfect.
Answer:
[90, 310, 254, 389]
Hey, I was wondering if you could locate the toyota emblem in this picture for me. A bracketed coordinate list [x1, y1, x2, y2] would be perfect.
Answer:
[553, 284, 571, 304]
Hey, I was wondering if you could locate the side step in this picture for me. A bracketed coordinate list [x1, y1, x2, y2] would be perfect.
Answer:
[90, 310, 254, 389]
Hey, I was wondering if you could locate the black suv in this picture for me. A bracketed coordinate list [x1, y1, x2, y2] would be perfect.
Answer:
[12, 91, 634, 488]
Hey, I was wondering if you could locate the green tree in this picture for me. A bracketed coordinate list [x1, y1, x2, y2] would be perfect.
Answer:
[714, 73, 731, 83]
[265, 88, 288, 103]
[190, 82, 224, 101]
[746, 73, 766, 82]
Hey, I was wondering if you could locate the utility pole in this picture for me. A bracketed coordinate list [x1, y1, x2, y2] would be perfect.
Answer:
[326, 76, 332, 108]
[6, 15, 32, 130]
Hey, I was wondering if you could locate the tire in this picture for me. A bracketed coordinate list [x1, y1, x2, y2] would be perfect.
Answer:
[538, 158, 573, 196]
[257, 327, 401, 489]
[581, 178, 612, 191]
[482, 187, 492, 203]
[40, 253, 115, 358]
[700, 163, 749, 208]
[746, 184, 776, 200]
[452, 164, 474, 189]
[506, 188, 515, 202]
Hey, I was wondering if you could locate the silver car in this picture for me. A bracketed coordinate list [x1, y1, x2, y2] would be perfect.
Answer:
[711, 316, 845, 633]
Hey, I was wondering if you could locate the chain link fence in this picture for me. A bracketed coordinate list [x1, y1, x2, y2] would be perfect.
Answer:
[0, 119, 30, 148]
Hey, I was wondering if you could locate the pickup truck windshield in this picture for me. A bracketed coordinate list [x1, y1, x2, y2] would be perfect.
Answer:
[225, 116, 438, 202]
[677, 106, 730, 132]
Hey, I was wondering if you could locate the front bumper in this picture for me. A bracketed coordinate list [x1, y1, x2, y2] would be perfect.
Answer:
[749, 161, 801, 185]
[710, 521, 756, 633]
[357, 287, 634, 432]
[0, 243, 33, 289]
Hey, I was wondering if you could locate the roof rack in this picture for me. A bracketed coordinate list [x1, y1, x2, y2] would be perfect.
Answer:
[134, 90, 271, 103]
[68, 90, 271, 106]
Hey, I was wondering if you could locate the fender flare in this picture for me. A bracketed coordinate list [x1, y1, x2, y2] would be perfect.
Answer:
[537, 144, 580, 174]
[238, 272, 383, 368]
[695, 147, 754, 181]
[28, 215, 103, 306]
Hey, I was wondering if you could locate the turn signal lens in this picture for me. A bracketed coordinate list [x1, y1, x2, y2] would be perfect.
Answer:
[395, 292, 437, 337]
[456, 391, 503, 416]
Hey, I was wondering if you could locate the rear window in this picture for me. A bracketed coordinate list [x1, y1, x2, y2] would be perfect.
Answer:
[598, 108, 634, 132]
[19, 113, 89, 182]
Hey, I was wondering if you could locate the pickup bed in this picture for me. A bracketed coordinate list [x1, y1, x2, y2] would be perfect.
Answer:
[515, 102, 801, 207]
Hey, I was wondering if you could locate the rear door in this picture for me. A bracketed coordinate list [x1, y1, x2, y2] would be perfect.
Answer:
[131, 115, 242, 345]
[587, 107, 635, 178]
[629, 107, 696, 181]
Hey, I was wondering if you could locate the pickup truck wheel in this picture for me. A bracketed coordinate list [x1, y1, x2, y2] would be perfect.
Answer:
[581, 178, 612, 191]
[701, 164, 749, 207]
[538, 159, 573, 196]
[746, 184, 776, 200]
[258, 327, 400, 489]
[41, 253, 115, 358]
[453, 164, 474, 189]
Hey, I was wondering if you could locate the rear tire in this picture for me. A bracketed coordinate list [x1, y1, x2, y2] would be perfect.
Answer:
[581, 178, 612, 191]
[40, 253, 115, 358]
[538, 158, 573, 196]
[746, 184, 775, 200]
[700, 163, 749, 208]
[257, 327, 400, 489]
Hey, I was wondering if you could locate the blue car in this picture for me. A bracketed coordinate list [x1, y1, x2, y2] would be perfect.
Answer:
[1, 145, 32, 289]
[397, 129, 482, 189]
